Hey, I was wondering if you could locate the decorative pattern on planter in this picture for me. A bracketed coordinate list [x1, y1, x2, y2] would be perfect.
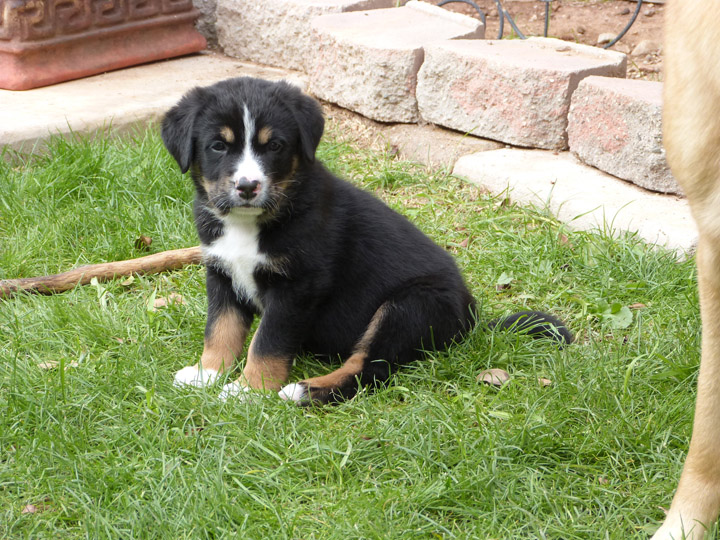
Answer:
[1, 0, 207, 90]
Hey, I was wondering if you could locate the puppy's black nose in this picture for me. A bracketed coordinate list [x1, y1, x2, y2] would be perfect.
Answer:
[235, 178, 260, 200]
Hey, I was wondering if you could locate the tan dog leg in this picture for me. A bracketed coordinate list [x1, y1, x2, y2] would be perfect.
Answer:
[239, 331, 291, 391]
[654, 1, 720, 538]
[219, 331, 291, 401]
[653, 240, 720, 539]
[174, 309, 248, 387]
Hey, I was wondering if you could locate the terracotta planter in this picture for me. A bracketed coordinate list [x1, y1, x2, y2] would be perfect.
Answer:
[0, 0, 207, 91]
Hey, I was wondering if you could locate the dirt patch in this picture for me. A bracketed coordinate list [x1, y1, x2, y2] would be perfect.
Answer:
[438, 0, 664, 80]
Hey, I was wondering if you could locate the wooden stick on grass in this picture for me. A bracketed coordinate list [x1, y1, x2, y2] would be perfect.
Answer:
[0, 246, 203, 300]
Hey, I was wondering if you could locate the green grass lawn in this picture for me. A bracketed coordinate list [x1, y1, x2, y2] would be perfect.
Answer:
[0, 127, 709, 539]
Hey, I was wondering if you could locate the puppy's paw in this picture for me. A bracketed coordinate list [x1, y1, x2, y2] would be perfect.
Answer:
[218, 381, 251, 402]
[278, 382, 309, 404]
[173, 365, 219, 388]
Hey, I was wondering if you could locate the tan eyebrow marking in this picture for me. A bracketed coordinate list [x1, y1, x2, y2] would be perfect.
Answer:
[220, 126, 235, 144]
[258, 126, 273, 145]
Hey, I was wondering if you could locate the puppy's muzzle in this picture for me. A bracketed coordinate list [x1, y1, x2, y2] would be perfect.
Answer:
[235, 177, 261, 201]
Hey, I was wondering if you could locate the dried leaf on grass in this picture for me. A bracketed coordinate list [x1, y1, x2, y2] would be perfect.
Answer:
[37, 360, 79, 370]
[151, 293, 186, 310]
[21, 500, 51, 514]
[494, 197, 511, 210]
[134, 235, 153, 251]
[477, 368, 510, 387]
[113, 337, 138, 344]
[21, 504, 39, 514]
[495, 271, 514, 292]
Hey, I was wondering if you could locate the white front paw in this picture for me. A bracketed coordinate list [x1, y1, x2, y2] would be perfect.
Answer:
[173, 365, 219, 388]
[218, 381, 251, 402]
[278, 383, 307, 403]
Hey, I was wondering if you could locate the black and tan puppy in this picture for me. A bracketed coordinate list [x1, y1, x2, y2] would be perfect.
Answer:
[161, 77, 570, 405]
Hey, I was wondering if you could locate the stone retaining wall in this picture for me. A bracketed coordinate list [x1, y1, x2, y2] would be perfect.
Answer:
[214, 0, 678, 194]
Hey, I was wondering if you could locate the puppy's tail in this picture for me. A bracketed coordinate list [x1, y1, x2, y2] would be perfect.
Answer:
[487, 310, 573, 347]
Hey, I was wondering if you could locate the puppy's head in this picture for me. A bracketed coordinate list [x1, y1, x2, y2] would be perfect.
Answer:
[161, 77, 324, 218]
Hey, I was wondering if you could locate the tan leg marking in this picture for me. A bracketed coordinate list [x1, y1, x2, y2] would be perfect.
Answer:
[238, 332, 291, 392]
[300, 306, 387, 392]
[199, 309, 247, 373]
[353, 304, 388, 354]
[303, 353, 366, 391]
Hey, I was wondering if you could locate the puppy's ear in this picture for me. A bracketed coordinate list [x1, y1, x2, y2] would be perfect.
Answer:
[289, 88, 325, 163]
[161, 87, 206, 173]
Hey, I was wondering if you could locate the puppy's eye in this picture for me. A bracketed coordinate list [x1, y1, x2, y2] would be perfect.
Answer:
[267, 141, 283, 153]
[210, 141, 227, 153]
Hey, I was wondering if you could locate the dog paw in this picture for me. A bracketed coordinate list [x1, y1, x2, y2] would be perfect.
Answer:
[650, 515, 703, 540]
[218, 381, 251, 402]
[173, 365, 219, 388]
[278, 382, 308, 404]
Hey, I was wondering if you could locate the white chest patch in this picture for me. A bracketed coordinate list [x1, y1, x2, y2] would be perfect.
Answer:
[203, 211, 267, 309]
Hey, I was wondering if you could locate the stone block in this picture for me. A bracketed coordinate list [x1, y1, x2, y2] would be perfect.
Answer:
[568, 76, 679, 194]
[453, 149, 695, 254]
[193, 0, 219, 47]
[308, 1, 484, 122]
[216, 0, 397, 71]
[417, 38, 627, 150]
